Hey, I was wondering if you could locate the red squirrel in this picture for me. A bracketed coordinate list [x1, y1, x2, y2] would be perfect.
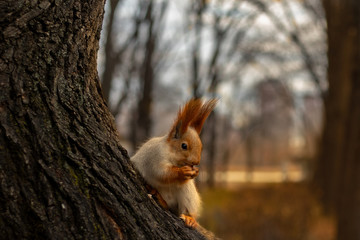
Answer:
[131, 98, 217, 228]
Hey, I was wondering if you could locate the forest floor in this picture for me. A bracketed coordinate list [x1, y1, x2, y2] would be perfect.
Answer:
[199, 183, 335, 240]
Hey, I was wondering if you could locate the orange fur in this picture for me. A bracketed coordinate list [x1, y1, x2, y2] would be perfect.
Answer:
[146, 184, 169, 209]
[159, 165, 199, 185]
[167, 127, 203, 167]
[180, 214, 198, 228]
[168, 98, 202, 140]
[168, 98, 218, 140]
[191, 98, 218, 134]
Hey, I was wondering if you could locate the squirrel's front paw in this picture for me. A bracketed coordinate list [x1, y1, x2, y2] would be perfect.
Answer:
[179, 165, 199, 180]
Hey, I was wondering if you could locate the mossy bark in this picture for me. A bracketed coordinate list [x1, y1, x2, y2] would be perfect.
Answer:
[0, 1, 205, 239]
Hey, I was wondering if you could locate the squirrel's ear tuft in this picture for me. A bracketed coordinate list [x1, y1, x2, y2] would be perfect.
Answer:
[168, 98, 202, 140]
[173, 120, 182, 139]
[191, 98, 218, 134]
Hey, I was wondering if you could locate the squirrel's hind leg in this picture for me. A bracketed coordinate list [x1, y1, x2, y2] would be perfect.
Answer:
[146, 184, 169, 209]
[180, 214, 198, 228]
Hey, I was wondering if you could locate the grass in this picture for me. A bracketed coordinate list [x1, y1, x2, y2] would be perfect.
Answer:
[199, 183, 335, 240]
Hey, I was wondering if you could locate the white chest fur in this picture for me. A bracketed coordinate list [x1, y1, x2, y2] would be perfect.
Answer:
[158, 180, 201, 218]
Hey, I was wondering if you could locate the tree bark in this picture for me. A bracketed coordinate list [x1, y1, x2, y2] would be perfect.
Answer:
[313, 0, 360, 239]
[0, 1, 206, 239]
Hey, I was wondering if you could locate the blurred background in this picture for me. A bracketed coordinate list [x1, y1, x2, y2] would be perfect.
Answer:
[97, 0, 359, 239]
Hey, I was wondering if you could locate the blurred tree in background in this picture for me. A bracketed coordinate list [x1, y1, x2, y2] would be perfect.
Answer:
[100, 0, 169, 149]
[313, 0, 360, 239]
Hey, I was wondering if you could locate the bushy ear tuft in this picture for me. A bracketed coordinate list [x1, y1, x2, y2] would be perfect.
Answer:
[168, 98, 218, 140]
[168, 98, 203, 140]
[190, 98, 218, 134]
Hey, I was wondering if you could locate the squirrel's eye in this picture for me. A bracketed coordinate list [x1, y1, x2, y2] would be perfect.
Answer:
[181, 143, 188, 150]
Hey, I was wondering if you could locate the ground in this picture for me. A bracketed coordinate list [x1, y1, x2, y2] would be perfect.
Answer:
[199, 183, 335, 240]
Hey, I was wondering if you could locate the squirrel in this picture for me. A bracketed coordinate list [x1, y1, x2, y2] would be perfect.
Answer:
[131, 98, 217, 229]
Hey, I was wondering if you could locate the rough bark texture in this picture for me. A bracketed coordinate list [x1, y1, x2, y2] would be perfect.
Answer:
[313, 0, 360, 239]
[0, 1, 206, 239]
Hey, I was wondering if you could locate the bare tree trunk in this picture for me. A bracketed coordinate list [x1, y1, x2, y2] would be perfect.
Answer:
[190, 0, 206, 98]
[101, 0, 121, 104]
[203, 13, 229, 188]
[245, 134, 255, 182]
[136, 1, 155, 146]
[206, 112, 217, 188]
[313, 0, 360, 239]
[0, 1, 207, 239]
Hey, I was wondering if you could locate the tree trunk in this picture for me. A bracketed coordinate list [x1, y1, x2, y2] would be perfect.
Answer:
[190, 0, 206, 99]
[101, 0, 121, 105]
[205, 112, 217, 188]
[0, 1, 206, 239]
[135, 0, 155, 147]
[313, 0, 360, 239]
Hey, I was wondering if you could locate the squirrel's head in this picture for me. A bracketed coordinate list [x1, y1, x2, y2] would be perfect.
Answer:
[167, 98, 218, 167]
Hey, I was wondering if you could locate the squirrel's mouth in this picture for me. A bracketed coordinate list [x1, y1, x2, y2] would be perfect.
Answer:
[177, 162, 199, 168]
[188, 162, 200, 168]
